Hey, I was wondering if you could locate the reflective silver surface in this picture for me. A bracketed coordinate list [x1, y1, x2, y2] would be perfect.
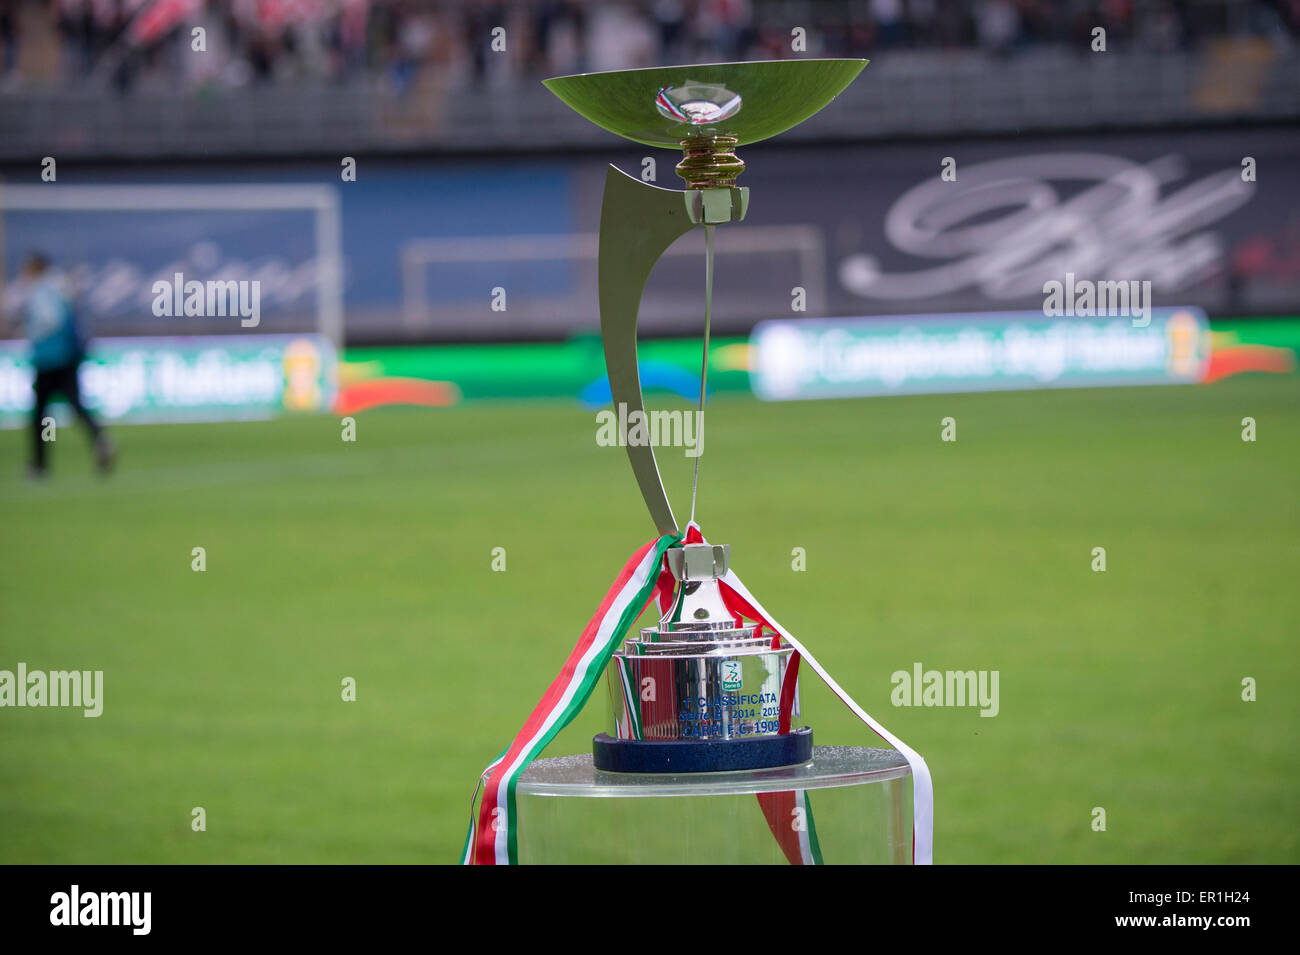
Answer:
[606, 534, 800, 743]
[608, 643, 795, 741]
[654, 83, 743, 125]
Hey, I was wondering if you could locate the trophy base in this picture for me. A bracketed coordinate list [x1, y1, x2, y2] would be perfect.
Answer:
[517, 745, 912, 864]
[592, 727, 813, 774]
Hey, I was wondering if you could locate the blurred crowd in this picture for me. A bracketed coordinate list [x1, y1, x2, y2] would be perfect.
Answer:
[0, 0, 1296, 94]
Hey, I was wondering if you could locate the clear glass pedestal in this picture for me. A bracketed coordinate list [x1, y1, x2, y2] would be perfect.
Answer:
[516, 745, 913, 865]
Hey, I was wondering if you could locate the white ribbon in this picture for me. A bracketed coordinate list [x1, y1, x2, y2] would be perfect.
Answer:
[720, 567, 935, 865]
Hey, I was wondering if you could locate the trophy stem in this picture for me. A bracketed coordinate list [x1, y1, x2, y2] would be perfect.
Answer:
[676, 136, 745, 188]
[689, 223, 716, 527]
[596, 165, 747, 537]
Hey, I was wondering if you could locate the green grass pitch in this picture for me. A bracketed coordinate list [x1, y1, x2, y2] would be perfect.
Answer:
[1, 375, 1297, 863]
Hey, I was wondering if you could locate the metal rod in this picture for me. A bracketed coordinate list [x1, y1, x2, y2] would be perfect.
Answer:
[689, 224, 715, 528]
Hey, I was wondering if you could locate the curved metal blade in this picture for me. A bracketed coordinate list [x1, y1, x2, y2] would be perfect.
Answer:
[598, 164, 747, 536]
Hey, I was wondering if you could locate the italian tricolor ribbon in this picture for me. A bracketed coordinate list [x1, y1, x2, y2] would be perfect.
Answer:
[462, 526, 934, 865]
[462, 532, 678, 865]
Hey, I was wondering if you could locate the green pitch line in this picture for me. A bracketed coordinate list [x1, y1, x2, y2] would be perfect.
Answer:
[0, 376, 1296, 863]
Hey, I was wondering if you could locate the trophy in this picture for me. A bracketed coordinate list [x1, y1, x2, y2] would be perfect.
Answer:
[543, 59, 865, 773]
[465, 59, 933, 866]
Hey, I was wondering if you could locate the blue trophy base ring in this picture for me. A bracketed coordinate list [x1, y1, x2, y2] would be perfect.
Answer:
[592, 728, 813, 774]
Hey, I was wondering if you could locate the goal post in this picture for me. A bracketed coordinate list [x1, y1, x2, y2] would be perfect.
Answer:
[0, 182, 344, 427]
[0, 182, 344, 348]
[398, 226, 828, 337]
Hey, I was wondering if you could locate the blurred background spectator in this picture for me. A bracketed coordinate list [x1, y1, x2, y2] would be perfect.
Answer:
[0, 0, 1292, 97]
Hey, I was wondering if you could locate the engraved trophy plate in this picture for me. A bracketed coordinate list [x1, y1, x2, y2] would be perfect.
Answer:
[606, 541, 799, 745]
[609, 645, 796, 742]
